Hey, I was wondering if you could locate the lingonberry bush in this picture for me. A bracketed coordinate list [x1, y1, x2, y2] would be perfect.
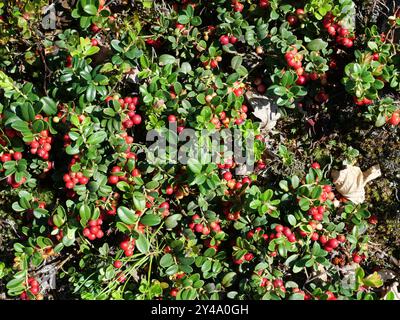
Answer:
[0, 0, 399, 300]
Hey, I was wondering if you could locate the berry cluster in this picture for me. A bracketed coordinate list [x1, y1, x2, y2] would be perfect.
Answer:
[63, 156, 90, 189]
[6, 174, 26, 189]
[120, 238, 136, 257]
[1, 151, 22, 163]
[28, 129, 52, 160]
[233, 251, 254, 265]
[222, 203, 241, 221]
[353, 96, 373, 106]
[105, 96, 142, 129]
[189, 215, 222, 236]
[20, 277, 40, 300]
[203, 55, 222, 69]
[323, 12, 354, 48]
[284, 47, 308, 86]
[158, 201, 170, 218]
[287, 9, 305, 26]
[108, 165, 141, 185]
[253, 77, 267, 94]
[219, 34, 238, 46]
[145, 38, 162, 48]
[83, 218, 104, 240]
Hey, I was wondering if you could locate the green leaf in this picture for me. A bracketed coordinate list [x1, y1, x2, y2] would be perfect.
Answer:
[117, 206, 136, 225]
[160, 254, 174, 268]
[221, 272, 236, 287]
[291, 176, 300, 189]
[299, 198, 310, 211]
[177, 15, 190, 24]
[133, 192, 146, 211]
[87, 131, 107, 144]
[140, 214, 161, 226]
[231, 56, 243, 70]
[187, 158, 202, 174]
[111, 39, 123, 52]
[13, 243, 25, 253]
[307, 39, 328, 51]
[165, 214, 182, 229]
[79, 204, 91, 224]
[83, 4, 97, 15]
[287, 214, 296, 226]
[136, 233, 149, 253]
[40, 97, 57, 115]
[289, 293, 305, 300]
[159, 54, 176, 66]
[86, 84, 96, 102]
[180, 62, 192, 74]
[362, 272, 383, 288]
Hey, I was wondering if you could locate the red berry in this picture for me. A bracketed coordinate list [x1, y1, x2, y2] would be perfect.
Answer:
[319, 235, 327, 245]
[273, 279, 283, 288]
[195, 224, 204, 233]
[233, 2, 244, 12]
[132, 168, 141, 177]
[120, 241, 129, 251]
[309, 72, 319, 81]
[65, 181, 75, 189]
[311, 162, 320, 169]
[165, 185, 174, 195]
[223, 171, 233, 181]
[368, 215, 378, 225]
[168, 115, 177, 122]
[287, 15, 298, 26]
[88, 220, 98, 227]
[96, 230, 104, 239]
[209, 59, 218, 69]
[313, 213, 323, 221]
[326, 238, 339, 249]
[30, 286, 39, 295]
[219, 35, 230, 45]
[233, 88, 243, 97]
[88, 233, 96, 241]
[79, 176, 89, 185]
[202, 226, 210, 235]
[170, 288, 178, 297]
[13, 152, 23, 161]
[352, 253, 362, 263]
[229, 35, 238, 44]
[108, 175, 119, 185]
[90, 226, 99, 234]
[296, 75, 307, 85]
[311, 233, 319, 241]
[83, 228, 91, 237]
[338, 28, 349, 37]
[114, 260, 122, 268]
[132, 114, 142, 125]
[124, 249, 133, 257]
[388, 111, 400, 126]
[244, 253, 254, 261]
[159, 201, 170, 210]
[336, 234, 346, 243]
[91, 24, 100, 33]
[259, 0, 269, 8]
